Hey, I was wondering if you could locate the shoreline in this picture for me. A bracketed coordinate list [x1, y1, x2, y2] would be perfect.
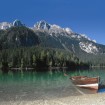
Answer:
[1, 93, 105, 105]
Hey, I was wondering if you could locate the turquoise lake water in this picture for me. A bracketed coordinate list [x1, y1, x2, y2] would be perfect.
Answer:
[0, 69, 105, 101]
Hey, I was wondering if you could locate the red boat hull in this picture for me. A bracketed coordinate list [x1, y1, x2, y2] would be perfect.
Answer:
[70, 76, 100, 90]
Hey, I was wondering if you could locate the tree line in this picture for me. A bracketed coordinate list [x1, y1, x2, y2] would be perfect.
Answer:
[0, 46, 89, 72]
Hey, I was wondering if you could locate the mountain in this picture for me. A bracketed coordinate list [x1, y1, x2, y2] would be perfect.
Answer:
[0, 20, 105, 65]
[32, 20, 105, 54]
[32, 20, 105, 64]
[0, 22, 12, 30]
[0, 19, 24, 30]
[34, 20, 51, 30]
[0, 26, 40, 49]
[13, 19, 24, 27]
[33, 20, 73, 34]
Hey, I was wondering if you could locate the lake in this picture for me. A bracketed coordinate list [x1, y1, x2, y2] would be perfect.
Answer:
[0, 69, 105, 101]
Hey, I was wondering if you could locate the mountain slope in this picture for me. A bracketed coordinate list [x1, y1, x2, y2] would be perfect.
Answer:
[0, 20, 105, 65]
[0, 26, 40, 49]
[32, 20, 105, 64]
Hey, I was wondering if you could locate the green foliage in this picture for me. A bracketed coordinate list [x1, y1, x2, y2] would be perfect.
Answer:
[0, 47, 87, 70]
[0, 26, 105, 69]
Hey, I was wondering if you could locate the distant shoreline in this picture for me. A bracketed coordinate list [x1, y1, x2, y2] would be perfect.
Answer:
[10, 66, 68, 70]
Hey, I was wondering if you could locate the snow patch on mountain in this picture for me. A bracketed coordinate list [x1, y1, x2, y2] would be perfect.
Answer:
[79, 34, 96, 43]
[34, 20, 73, 36]
[0, 22, 12, 30]
[64, 28, 73, 34]
[0, 20, 24, 30]
[92, 40, 97, 43]
[79, 42, 99, 54]
[34, 20, 50, 30]
[80, 34, 90, 40]
[49, 24, 64, 35]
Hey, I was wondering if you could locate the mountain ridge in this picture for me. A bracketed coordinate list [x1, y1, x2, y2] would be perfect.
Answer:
[0, 19, 98, 43]
[0, 19, 105, 55]
[0, 19, 105, 67]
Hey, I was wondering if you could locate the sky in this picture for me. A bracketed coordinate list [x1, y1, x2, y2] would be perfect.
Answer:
[0, 0, 105, 44]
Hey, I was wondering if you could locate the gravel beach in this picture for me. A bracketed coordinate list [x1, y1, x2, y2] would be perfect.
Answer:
[1, 93, 105, 105]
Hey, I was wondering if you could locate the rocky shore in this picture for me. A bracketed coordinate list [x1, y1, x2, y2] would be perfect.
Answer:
[1, 93, 105, 105]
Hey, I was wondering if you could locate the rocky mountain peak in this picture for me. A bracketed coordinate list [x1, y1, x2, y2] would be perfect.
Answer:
[13, 19, 24, 27]
[33, 20, 73, 36]
[34, 20, 51, 30]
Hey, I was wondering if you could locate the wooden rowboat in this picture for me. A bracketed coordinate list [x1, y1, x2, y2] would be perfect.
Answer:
[70, 76, 100, 90]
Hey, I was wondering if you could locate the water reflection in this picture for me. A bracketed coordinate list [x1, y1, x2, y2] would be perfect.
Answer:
[0, 69, 70, 88]
[0, 69, 105, 85]
[0, 69, 105, 101]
